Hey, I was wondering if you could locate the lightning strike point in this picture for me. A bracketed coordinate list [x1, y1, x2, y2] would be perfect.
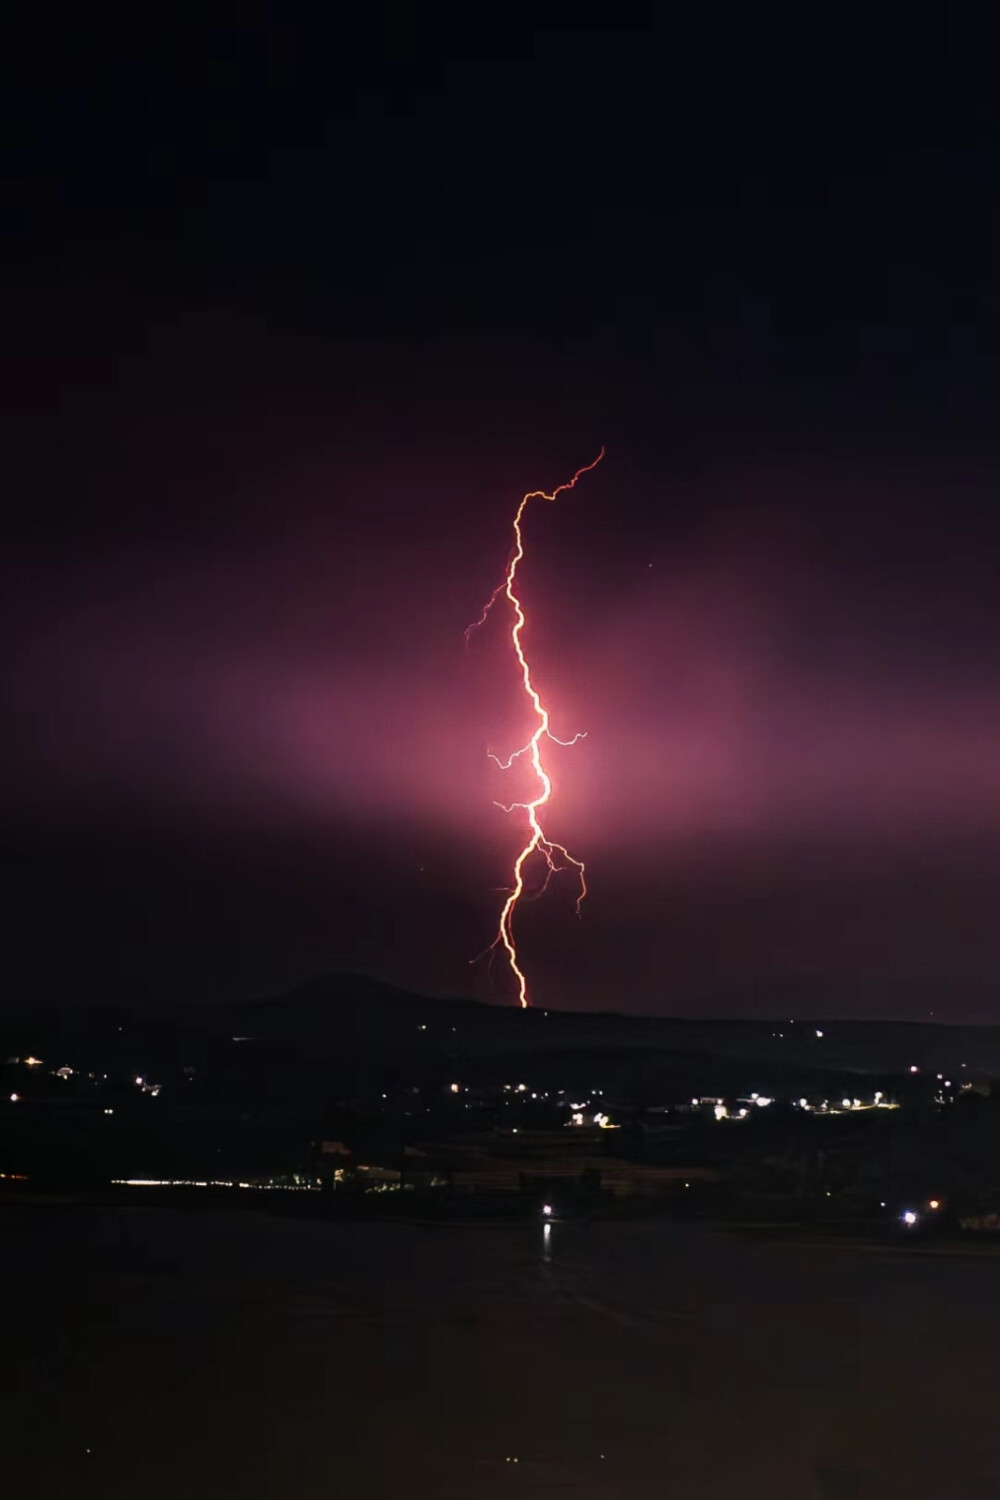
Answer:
[467, 448, 604, 1006]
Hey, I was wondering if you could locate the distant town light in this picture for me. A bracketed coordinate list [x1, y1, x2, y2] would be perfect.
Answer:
[542, 1203, 553, 1217]
[103, 1108, 114, 1115]
[929, 1199, 941, 1211]
[450, 1083, 461, 1094]
[23, 1056, 43, 1068]
[910, 1065, 919, 1074]
[815, 1030, 823, 1039]
[902, 1210, 918, 1226]
[9, 1093, 19, 1103]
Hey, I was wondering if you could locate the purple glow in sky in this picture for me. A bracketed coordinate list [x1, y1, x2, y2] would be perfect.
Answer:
[4, 308, 1000, 1014]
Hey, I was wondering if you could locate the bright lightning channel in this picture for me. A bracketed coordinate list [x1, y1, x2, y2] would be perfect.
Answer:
[467, 449, 605, 1007]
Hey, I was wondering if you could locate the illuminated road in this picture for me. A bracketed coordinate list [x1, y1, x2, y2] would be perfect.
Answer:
[2, 1208, 999, 1497]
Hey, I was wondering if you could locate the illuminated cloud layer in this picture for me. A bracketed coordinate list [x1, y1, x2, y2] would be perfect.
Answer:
[4, 327, 1000, 1010]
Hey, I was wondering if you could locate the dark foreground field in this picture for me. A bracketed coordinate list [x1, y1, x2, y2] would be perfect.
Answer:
[2, 1204, 998, 1497]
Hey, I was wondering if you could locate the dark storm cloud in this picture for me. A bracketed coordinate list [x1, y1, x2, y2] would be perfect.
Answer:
[4, 304, 1000, 1013]
[3, 18, 999, 1012]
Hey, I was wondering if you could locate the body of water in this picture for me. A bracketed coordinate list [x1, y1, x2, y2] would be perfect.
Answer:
[2, 1205, 998, 1496]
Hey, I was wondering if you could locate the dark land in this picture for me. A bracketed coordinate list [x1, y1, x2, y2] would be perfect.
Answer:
[5, 974, 1000, 1235]
[7, 980, 1000, 1497]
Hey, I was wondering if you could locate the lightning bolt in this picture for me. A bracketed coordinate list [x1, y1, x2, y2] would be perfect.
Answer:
[467, 448, 605, 1007]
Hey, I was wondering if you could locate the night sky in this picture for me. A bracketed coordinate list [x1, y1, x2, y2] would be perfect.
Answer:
[3, 15, 999, 1015]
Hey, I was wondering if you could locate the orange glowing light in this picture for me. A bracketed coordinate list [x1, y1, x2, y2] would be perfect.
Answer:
[467, 448, 604, 1006]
